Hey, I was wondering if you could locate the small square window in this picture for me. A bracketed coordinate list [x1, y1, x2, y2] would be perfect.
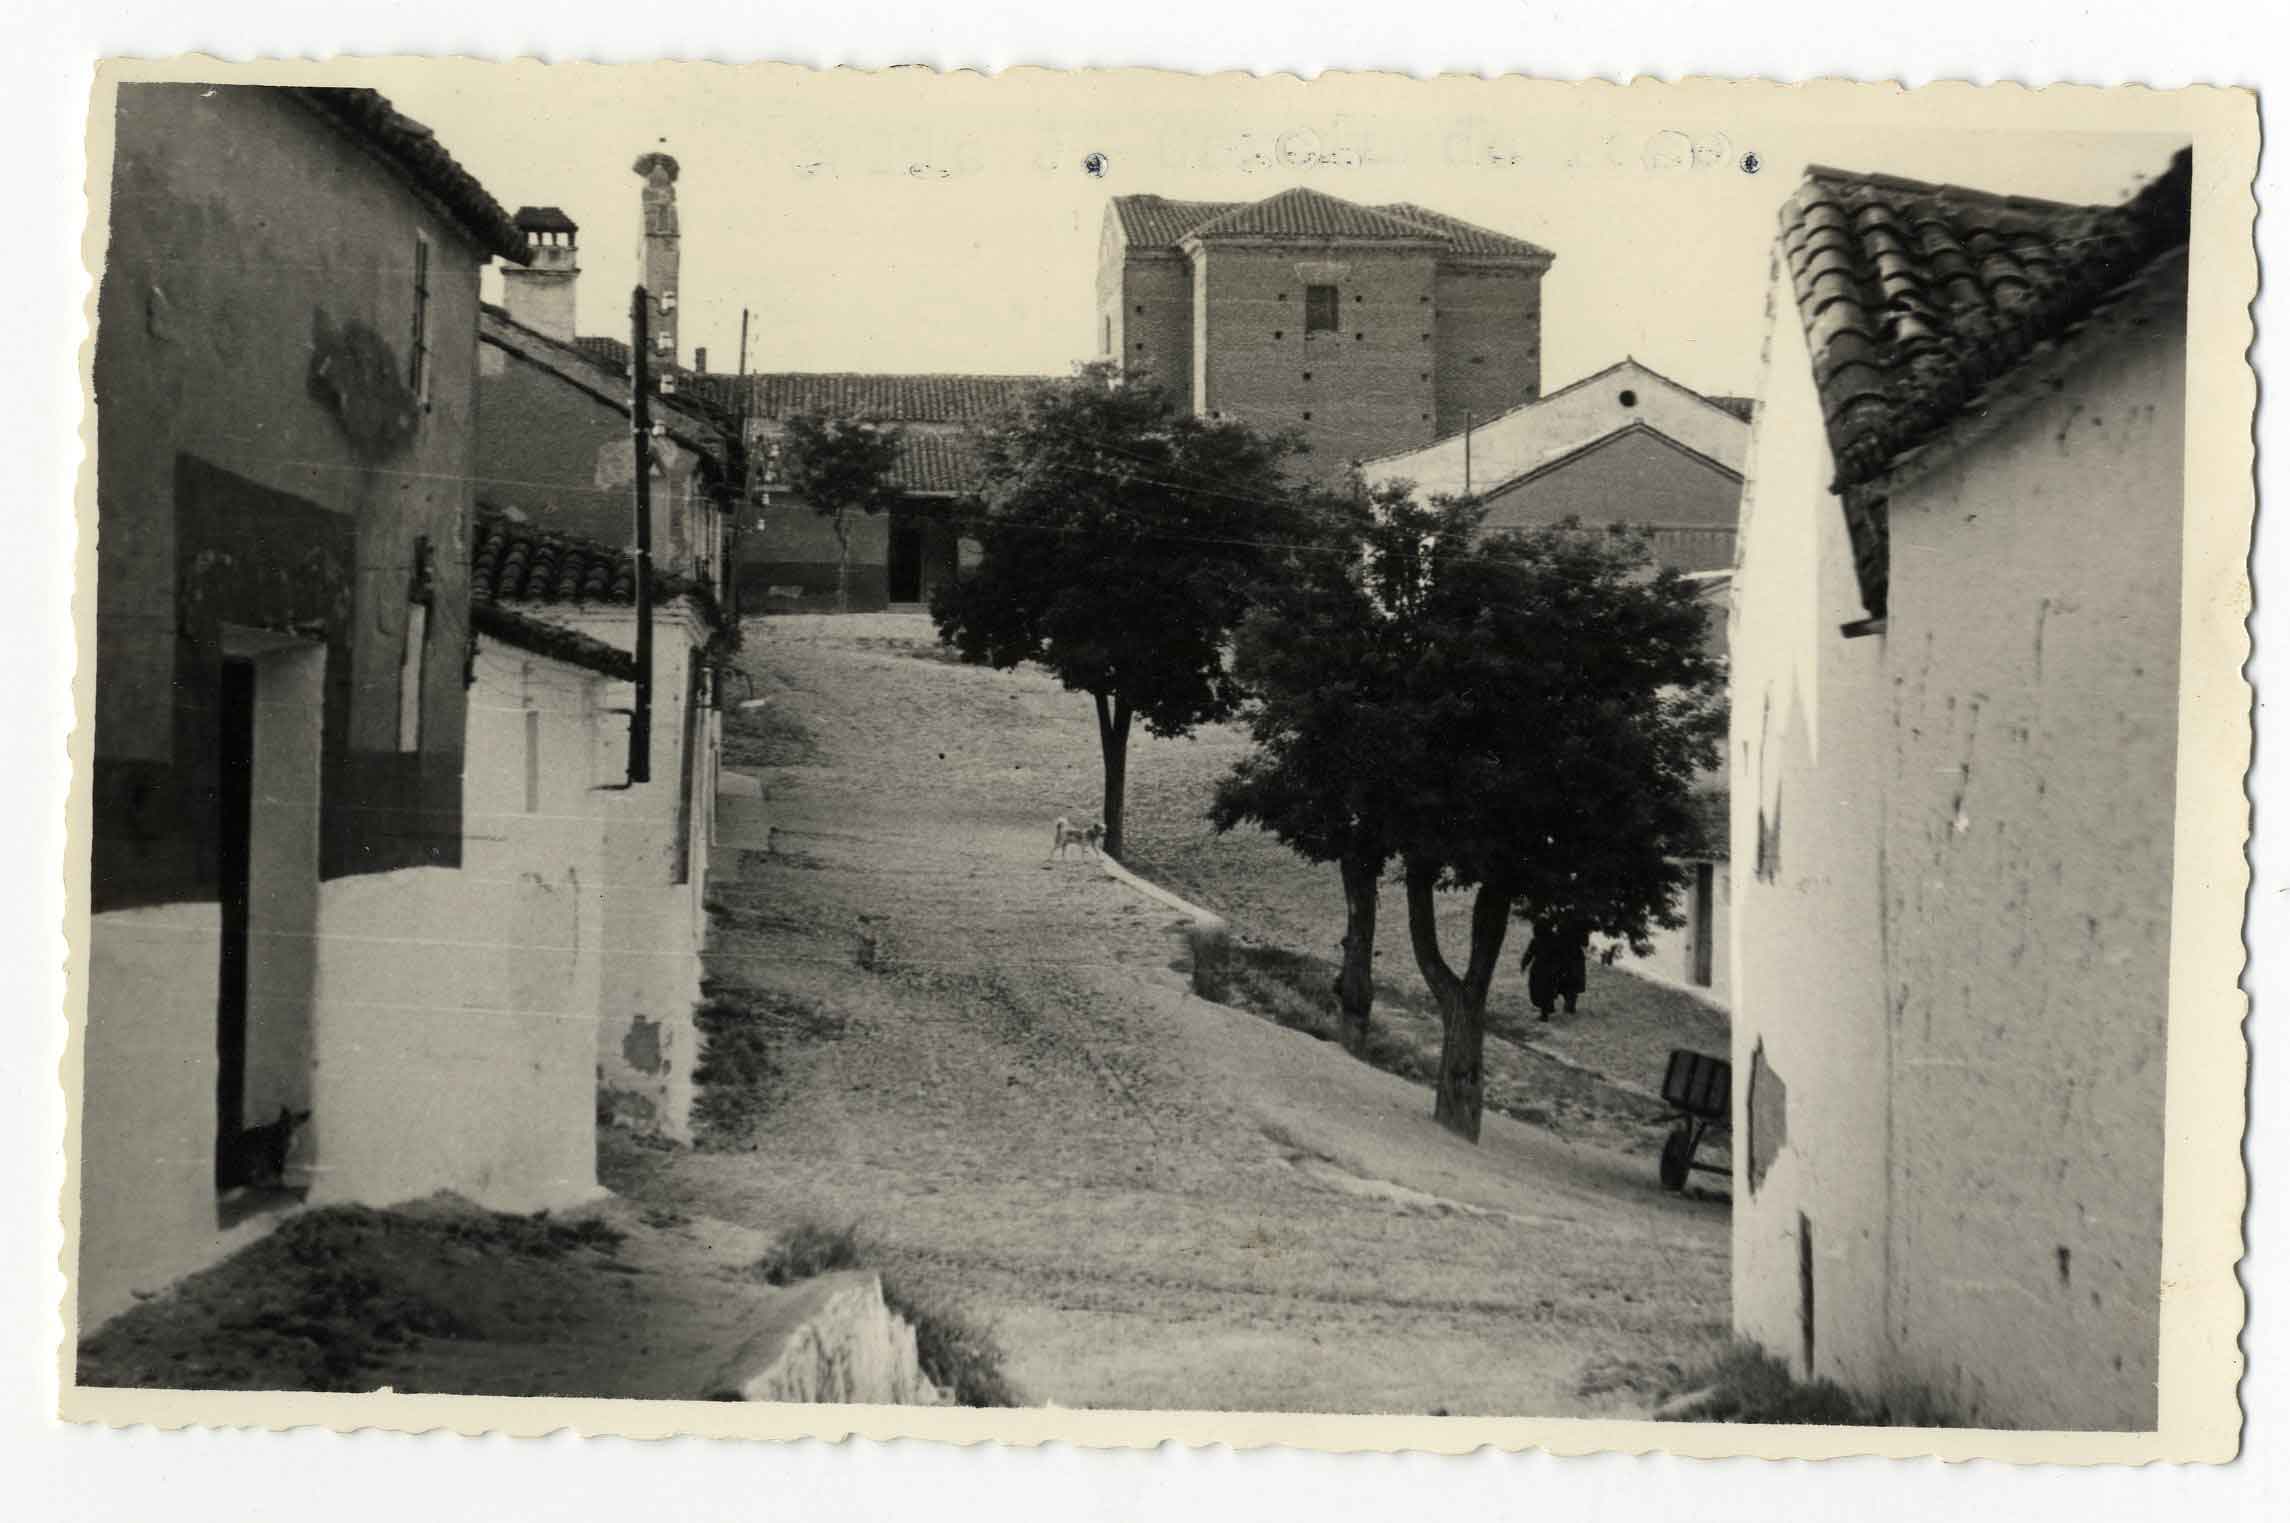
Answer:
[1302, 411, 1313, 421]
[1356, 332, 1365, 342]
[1273, 330, 1284, 340]
[1302, 371, 1312, 381]
[1304, 285, 1339, 334]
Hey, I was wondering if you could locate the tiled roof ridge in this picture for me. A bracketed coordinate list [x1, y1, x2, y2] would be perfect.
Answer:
[1784, 147, 2192, 492]
[472, 600, 638, 681]
[1352, 356, 1750, 471]
[290, 88, 530, 264]
[1370, 201, 1556, 262]
[1182, 186, 1451, 243]
[688, 370, 1055, 424]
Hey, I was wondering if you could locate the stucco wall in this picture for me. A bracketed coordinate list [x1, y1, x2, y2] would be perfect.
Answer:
[562, 608, 713, 1140]
[1875, 296, 2183, 1431]
[303, 864, 600, 1214]
[1731, 261, 2185, 1431]
[1477, 428, 1743, 575]
[1191, 243, 1440, 483]
[78, 902, 225, 1330]
[1730, 279, 1895, 1386]
[1431, 264, 1543, 436]
[1626, 860, 1731, 1007]
[741, 498, 895, 610]
[474, 336, 713, 572]
[91, 83, 478, 905]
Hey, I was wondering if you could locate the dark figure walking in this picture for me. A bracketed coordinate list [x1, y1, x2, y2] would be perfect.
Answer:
[1522, 919, 1589, 1020]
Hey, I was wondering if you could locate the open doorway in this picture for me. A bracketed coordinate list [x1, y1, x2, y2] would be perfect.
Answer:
[213, 632, 326, 1218]
[1689, 861, 1716, 988]
[887, 517, 924, 604]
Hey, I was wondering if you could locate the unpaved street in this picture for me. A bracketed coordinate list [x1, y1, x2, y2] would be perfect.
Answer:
[607, 613, 1730, 1416]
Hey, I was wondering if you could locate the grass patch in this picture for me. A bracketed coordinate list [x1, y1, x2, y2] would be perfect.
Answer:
[1658, 1341, 1962, 1426]
[1218, 941, 1437, 1081]
[880, 1273, 1024, 1408]
[752, 1220, 865, 1286]
[76, 1202, 630, 1392]
[748, 1219, 1021, 1408]
[723, 699, 821, 769]
[691, 983, 848, 1148]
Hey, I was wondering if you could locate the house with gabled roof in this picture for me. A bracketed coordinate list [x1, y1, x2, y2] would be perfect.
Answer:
[1100, 187, 1556, 483]
[693, 370, 1049, 613]
[79, 82, 613, 1332]
[1360, 356, 1754, 576]
[1728, 146, 2191, 1429]
[1362, 356, 1753, 1007]
[474, 161, 746, 1140]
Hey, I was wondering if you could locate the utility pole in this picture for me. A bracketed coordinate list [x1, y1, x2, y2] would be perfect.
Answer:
[1463, 409, 1474, 498]
[627, 285, 654, 785]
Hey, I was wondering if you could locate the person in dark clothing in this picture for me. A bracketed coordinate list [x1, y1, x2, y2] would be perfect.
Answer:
[1522, 918, 1590, 1019]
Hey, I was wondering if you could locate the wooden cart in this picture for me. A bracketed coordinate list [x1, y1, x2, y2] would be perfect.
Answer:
[1658, 1048, 1731, 1192]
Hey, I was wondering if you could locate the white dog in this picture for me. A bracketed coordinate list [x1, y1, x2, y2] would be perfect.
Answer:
[1050, 816, 1105, 859]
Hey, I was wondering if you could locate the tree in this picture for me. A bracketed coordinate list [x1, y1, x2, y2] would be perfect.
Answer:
[780, 408, 906, 613]
[1233, 491, 1725, 1140]
[1211, 482, 1416, 1057]
[931, 364, 1305, 860]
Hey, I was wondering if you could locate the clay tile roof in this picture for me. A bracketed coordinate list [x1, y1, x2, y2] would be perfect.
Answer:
[1183, 186, 1447, 243]
[1110, 191, 1552, 261]
[514, 205, 579, 235]
[1704, 396, 1758, 423]
[1372, 202, 1555, 262]
[1780, 147, 2191, 491]
[472, 514, 638, 605]
[891, 433, 981, 495]
[1112, 195, 1243, 248]
[695, 372, 1050, 425]
[289, 88, 530, 263]
[575, 335, 632, 374]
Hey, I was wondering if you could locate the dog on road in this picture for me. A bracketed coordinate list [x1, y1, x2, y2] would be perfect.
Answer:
[1050, 816, 1105, 859]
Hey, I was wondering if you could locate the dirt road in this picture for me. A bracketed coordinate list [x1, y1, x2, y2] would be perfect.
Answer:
[609, 613, 1729, 1416]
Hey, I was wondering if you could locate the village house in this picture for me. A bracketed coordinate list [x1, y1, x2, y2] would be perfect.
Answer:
[475, 161, 744, 1140]
[1728, 148, 2191, 1429]
[696, 373, 1040, 614]
[81, 84, 609, 1330]
[1361, 358, 1752, 1006]
[1101, 188, 1556, 484]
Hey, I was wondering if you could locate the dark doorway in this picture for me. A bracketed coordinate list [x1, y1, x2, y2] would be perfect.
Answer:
[887, 518, 924, 604]
[213, 658, 257, 1190]
[1690, 861, 1716, 988]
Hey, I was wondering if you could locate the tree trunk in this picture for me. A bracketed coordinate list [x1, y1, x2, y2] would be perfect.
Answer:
[1093, 691, 1133, 860]
[831, 510, 852, 614]
[1403, 859, 1514, 1142]
[1335, 852, 1382, 1058]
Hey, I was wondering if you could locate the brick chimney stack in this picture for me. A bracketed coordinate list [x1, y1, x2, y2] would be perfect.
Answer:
[633, 152, 681, 369]
[501, 206, 580, 343]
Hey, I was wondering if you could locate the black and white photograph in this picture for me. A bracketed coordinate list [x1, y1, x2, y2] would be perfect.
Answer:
[50, 55, 2253, 1465]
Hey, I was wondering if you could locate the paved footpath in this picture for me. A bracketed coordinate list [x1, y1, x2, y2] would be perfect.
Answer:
[609, 614, 1729, 1416]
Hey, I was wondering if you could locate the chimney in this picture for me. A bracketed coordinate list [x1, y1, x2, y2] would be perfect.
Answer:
[633, 152, 681, 370]
[694, 346, 708, 373]
[501, 206, 580, 343]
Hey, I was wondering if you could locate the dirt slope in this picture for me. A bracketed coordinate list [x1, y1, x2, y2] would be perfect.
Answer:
[617, 613, 1730, 1416]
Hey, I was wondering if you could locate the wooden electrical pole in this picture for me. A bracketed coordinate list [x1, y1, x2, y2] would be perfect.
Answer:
[628, 285, 654, 785]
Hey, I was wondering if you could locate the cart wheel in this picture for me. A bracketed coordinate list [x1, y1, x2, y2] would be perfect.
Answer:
[1659, 1123, 1694, 1192]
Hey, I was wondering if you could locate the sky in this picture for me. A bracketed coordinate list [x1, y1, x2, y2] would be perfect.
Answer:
[374, 65, 2188, 401]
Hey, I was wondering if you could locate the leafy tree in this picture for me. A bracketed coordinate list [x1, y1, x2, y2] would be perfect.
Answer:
[931, 364, 1306, 860]
[1211, 482, 1415, 1057]
[1229, 491, 1725, 1140]
[780, 409, 907, 613]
